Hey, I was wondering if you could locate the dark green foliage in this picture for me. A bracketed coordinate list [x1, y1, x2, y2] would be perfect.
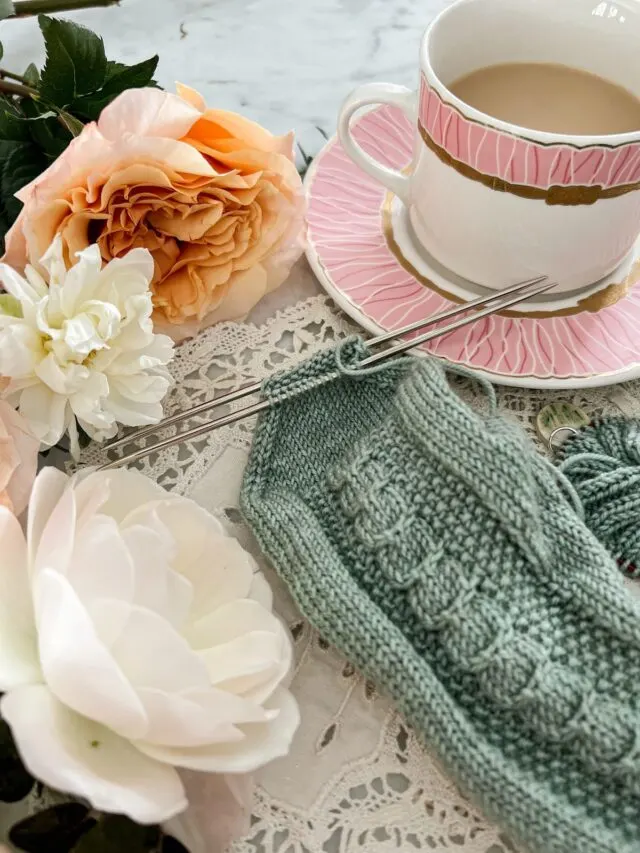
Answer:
[0, 14, 159, 251]
[71, 816, 160, 853]
[0, 718, 34, 803]
[9, 804, 94, 852]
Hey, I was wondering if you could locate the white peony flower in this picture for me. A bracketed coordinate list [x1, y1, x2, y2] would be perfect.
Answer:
[0, 237, 174, 456]
[0, 467, 298, 825]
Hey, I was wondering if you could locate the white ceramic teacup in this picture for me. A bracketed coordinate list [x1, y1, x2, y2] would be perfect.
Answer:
[338, 0, 640, 294]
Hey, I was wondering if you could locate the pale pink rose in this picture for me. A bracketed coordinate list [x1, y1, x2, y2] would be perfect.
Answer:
[4, 86, 305, 342]
[0, 401, 38, 516]
[164, 770, 253, 853]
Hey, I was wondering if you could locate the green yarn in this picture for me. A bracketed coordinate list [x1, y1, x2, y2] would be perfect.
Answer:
[241, 340, 640, 853]
[559, 417, 640, 579]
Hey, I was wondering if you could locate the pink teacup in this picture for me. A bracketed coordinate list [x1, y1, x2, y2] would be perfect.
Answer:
[338, 0, 640, 294]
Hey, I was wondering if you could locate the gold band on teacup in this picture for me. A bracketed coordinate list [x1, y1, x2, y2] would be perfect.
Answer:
[418, 123, 640, 206]
[381, 189, 638, 318]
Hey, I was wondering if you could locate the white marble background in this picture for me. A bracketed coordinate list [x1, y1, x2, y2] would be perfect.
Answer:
[0, 0, 450, 320]
[0, 0, 448, 161]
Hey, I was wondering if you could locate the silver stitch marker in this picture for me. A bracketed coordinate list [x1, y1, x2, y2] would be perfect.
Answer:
[536, 402, 589, 453]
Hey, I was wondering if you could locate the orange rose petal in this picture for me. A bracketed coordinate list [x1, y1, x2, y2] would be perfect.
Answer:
[151, 240, 181, 283]
[168, 242, 224, 274]
[60, 211, 103, 260]
[98, 165, 176, 208]
[198, 110, 290, 157]
[2, 208, 29, 269]
[3, 86, 304, 336]
[16, 122, 106, 208]
[25, 200, 74, 271]
[148, 203, 223, 241]
[98, 87, 201, 142]
[154, 264, 214, 320]
[175, 83, 207, 113]
[201, 264, 269, 324]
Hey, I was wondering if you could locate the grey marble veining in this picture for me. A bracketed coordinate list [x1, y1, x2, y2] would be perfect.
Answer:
[0, 0, 447, 159]
[0, 0, 449, 324]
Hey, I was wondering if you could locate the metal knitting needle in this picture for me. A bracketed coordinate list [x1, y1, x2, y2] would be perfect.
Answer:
[105, 274, 549, 451]
[97, 275, 553, 471]
[359, 276, 554, 367]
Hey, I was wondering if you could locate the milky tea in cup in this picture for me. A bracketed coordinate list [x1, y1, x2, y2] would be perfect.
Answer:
[449, 62, 640, 136]
[338, 0, 640, 294]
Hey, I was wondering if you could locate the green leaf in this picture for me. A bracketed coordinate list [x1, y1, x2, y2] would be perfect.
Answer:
[39, 14, 107, 106]
[0, 102, 71, 161]
[0, 719, 34, 803]
[57, 109, 84, 137]
[38, 16, 75, 106]
[72, 816, 161, 853]
[0, 100, 70, 156]
[0, 1, 13, 22]
[71, 55, 159, 121]
[0, 293, 22, 317]
[18, 98, 75, 156]
[10, 804, 94, 853]
[23, 63, 40, 87]
[2, 143, 47, 223]
[105, 55, 159, 88]
[104, 60, 130, 79]
[0, 107, 32, 142]
[28, 113, 73, 159]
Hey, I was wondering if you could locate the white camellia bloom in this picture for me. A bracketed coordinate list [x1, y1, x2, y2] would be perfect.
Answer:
[0, 237, 173, 456]
[0, 467, 298, 825]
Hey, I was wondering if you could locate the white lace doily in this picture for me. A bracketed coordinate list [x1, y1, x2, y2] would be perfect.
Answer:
[77, 294, 640, 853]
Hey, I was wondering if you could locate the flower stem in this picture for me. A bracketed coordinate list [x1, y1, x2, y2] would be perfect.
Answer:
[0, 78, 37, 98]
[0, 69, 28, 85]
[10, 0, 119, 14]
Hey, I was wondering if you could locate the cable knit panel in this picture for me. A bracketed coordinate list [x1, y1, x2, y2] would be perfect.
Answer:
[328, 411, 640, 791]
[241, 340, 640, 853]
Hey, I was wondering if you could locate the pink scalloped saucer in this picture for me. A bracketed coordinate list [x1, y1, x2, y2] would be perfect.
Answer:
[305, 105, 640, 389]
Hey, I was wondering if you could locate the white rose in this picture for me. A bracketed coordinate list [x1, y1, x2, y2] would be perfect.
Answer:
[0, 237, 174, 456]
[0, 468, 298, 824]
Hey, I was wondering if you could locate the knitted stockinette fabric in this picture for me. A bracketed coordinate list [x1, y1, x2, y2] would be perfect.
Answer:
[240, 340, 640, 853]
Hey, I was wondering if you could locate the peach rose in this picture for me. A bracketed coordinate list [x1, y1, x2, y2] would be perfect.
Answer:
[3, 85, 305, 340]
[0, 400, 38, 516]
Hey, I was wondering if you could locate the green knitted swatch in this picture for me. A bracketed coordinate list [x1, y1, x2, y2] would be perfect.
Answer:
[241, 340, 640, 853]
[559, 417, 640, 578]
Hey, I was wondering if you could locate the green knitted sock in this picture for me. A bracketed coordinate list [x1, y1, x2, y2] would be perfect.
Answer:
[241, 340, 640, 853]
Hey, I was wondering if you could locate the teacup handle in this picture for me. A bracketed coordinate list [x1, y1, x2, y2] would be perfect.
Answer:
[338, 83, 416, 206]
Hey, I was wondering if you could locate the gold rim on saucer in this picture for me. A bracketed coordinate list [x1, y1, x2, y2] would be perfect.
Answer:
[381, 190, 638, 319]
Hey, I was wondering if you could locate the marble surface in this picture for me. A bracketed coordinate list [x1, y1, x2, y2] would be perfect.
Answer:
[0, 0, 449, 322]
[1, 0, 448, 162]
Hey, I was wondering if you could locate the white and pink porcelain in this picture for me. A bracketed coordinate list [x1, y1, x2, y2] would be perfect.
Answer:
[305, 104, 640, 389]
[337, 0, 640, 294]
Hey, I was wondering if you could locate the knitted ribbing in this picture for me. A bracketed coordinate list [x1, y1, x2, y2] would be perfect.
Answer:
[240, 340, 640, 853]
